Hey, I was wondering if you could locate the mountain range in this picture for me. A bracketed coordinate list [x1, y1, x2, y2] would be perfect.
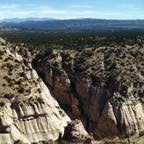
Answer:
[0, 18, 144, 31]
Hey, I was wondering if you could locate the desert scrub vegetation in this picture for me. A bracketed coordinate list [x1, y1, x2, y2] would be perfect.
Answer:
[1, 93, 15, 100]
[38, 42, 143, 99]
[1, 32, 143, 100]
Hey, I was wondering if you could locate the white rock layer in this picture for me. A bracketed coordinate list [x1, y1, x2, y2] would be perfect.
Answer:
[0, 41, 71, 144]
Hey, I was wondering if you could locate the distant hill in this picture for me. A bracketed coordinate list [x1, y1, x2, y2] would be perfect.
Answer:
[0, 18, 56, 23]
[0, 18, 144, 31]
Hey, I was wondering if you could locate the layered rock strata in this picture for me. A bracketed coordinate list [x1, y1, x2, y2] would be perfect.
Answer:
[0, 39, 71, 144]
[37, 46, 144, 139]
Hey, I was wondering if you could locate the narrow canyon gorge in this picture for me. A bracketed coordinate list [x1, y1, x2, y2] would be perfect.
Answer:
[0, 37, 144, 143]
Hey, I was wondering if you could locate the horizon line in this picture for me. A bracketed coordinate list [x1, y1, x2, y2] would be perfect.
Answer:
[0, 17, 144, 21]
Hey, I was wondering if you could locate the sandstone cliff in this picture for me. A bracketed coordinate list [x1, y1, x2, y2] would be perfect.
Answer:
[0, 38, 71, 144]
[36, 46, 144, 141]
[0, 37, 144, 143]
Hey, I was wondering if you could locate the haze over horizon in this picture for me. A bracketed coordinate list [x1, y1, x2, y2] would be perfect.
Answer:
[0, 0, 144, 20]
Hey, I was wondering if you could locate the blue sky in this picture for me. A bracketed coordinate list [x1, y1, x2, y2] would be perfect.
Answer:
[0, 0, 144, 19]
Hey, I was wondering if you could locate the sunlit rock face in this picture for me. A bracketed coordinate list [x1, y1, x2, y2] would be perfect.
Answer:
[0, 37, 144, 143]
[0, 38, 71, 144]
[37, 46, 144, 139]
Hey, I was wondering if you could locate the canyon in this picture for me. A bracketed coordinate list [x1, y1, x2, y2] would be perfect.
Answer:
[0, 37, 144, 143]
[36, 46, 144, 143]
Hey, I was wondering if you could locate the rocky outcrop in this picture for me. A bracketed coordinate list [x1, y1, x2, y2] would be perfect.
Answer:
[37, 47, 144, 140]
[96, 102, 119, 138]
[0, 37, 144, 143]
[96, 99, 144, 138]
[0, 39, 71, 144]
[64, 119, 89, 142]
[38, 61, 80, 118]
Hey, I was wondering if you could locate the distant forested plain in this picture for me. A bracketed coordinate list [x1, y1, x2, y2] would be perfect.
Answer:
[1, 29, 144, 52]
